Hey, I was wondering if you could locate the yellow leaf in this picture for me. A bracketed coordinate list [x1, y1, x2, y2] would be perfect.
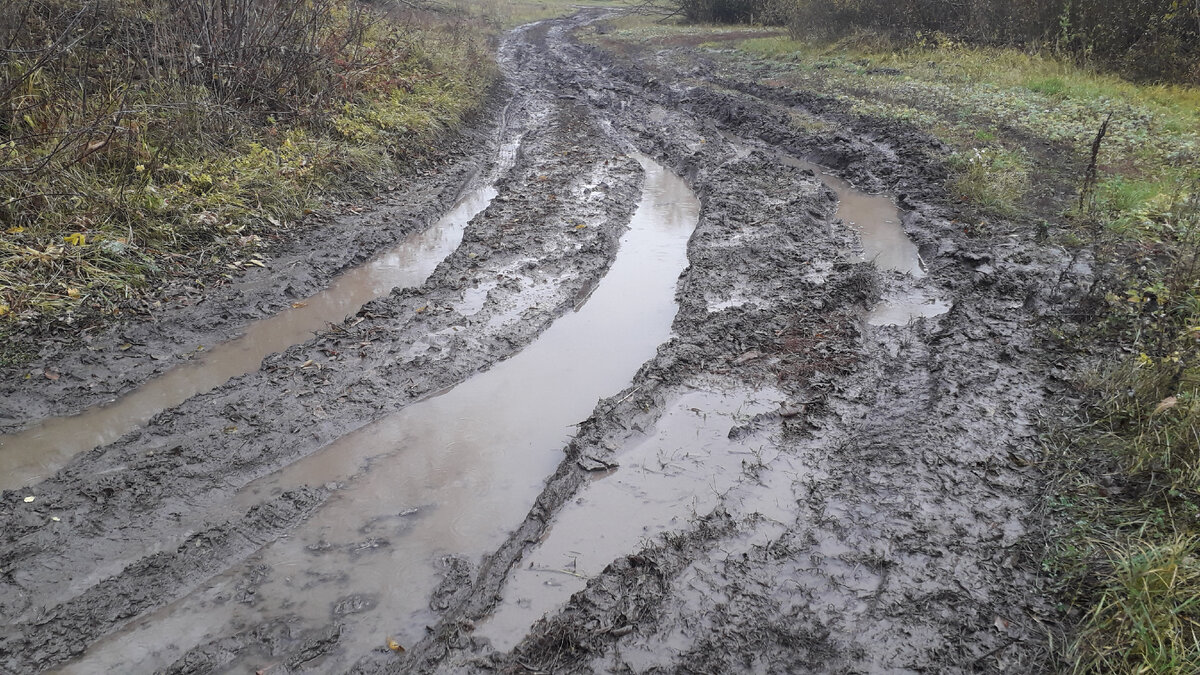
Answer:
[1153, 396, 1178, 415]
[386, 637, 405, 652]
[291, 302, 308, 309]
[66, 288, 81, 299]
[63, 233, 87, 246]
[0, 303, 9, 317]
[247, 259, 266, 268]
[118, 343, 132, 351]
[416, 305, 427, 313]
[5, 226, 23, 234]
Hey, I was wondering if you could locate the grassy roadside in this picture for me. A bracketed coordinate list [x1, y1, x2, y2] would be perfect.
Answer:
[452, 0, 632, 30]
[0, 0, 497, 363]
[586, 14, 1200, 673]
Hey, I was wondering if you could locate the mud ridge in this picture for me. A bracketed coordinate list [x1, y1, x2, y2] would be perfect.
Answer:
[1, 488, 326, 670]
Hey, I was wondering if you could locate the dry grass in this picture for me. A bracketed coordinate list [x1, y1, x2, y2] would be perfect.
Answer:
[0, 0, 496, 349]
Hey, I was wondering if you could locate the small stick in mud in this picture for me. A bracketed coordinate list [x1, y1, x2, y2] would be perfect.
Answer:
[1079, 112, 1113, 213]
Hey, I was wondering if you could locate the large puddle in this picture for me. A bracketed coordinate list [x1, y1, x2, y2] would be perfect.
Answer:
[0, 183, 499, 492]
[56, 155, 700, 672]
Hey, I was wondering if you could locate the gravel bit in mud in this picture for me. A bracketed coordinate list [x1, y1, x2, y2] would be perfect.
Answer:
[0, 9, 1089, 674]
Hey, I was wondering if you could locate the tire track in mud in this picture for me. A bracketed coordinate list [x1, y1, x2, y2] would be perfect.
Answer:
[0, 109, 506, 437]
[84, 154, 697, 673]
[0, 71, 648, 671]
[369, 11, 1076, 674]
[0, 9, 1086, 673]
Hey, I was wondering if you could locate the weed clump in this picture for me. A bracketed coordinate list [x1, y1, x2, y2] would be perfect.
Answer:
[946, 146, 1030, 215]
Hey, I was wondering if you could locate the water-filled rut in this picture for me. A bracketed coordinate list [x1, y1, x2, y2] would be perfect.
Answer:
[722, 130, 947, 326]
[56, 155, 700, 671]
[0, 184, 498, 492]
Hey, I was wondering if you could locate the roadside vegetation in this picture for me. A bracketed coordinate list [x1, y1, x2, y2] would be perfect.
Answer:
[453, 0, 631, 29]
[591, 2, 1200, 672]
[0, 0, 495, 360]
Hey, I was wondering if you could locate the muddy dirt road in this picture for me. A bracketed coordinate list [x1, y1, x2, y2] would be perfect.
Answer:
[0, 10, 1079, 673]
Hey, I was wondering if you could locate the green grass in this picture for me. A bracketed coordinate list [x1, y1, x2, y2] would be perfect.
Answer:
[1027, 76, 1068, 97]
[946, 146, 1030, 215]
[1046, 358, 1200, 673]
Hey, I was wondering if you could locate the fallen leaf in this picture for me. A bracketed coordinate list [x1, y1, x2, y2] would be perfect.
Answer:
[733, 350, 764, 365]
[118, 343, 132, 351]
[386, 637, 405, 653]
[63, 232, 87, 246]
[415, 305, 427, 313]
[223, 425, 238, 434]
[1153, 396, 1178, 415]
[23, 496, 34, 503]
[66, 288, 81, 299]
[50, 516, 60, 522]
[247, 259, 267, 268]
[993, 615, 1010, 631]
[43, 370, 59, 381]
[1007, 451, 1033, 467]
[5, 226, 24, 234]
[291, 302, 308, 309]
[301, 359, 315, 368]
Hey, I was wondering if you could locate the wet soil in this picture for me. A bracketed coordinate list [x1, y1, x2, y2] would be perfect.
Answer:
[0, 9, 1089, 674]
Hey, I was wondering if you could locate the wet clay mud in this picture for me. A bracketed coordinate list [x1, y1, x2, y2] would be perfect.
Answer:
[49, 155, 699, 672]
[0, 9, 1084, 674]
[475, 386, 787, 652]
[723, 130, 947, 327]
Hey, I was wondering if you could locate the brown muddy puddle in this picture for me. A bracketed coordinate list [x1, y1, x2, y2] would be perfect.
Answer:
[55, 155, 700, 672]
[721, 132, 948, 326]
[0, 185, 498, 492]
[474, 385, 788, 651]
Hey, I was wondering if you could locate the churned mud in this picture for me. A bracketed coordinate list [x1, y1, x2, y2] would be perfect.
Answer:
[0, 8, 1087, 675]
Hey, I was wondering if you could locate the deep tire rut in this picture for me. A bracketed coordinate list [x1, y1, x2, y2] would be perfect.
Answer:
[0, 10, 1086, 674]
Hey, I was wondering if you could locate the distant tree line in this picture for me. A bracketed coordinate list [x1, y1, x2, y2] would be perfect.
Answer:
[668, 0, 1200, 83]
